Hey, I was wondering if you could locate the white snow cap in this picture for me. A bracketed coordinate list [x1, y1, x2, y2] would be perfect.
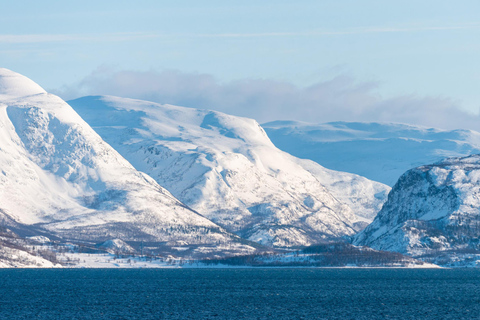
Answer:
[0, 68, 46, 99]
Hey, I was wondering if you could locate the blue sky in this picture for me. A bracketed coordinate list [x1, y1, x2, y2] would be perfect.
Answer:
[2, 1, 480, 128]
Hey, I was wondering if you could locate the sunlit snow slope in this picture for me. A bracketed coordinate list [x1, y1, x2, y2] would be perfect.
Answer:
[69, 96, 389, 247]
[263, 121, 480, 186]
[0, 69, 252, 256]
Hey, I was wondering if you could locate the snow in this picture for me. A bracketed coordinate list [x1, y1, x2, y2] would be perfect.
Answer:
[0, 68, 46, 100]
[355, 154, 480, 265]
[0, 68, 250, 256]
[263, 121, 480, 186]
[95, 239, 136, 254]
[69, 95, 389, 247]
[0, 246, 57, 268]
[60, 253, 174, 268]
[27, 236, 51, 244]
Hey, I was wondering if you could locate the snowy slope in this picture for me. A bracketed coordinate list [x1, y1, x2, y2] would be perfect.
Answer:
[263, 121, 480, 186]
[0, 246, 56, 268]
[69, 96, 389, 247]
[354, 154, 480, 265]
[0, 227, 58, 268]
[0, 68, 254, 257]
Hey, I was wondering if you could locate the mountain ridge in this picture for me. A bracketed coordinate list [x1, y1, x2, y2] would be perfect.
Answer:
[69, 95, 389, 247]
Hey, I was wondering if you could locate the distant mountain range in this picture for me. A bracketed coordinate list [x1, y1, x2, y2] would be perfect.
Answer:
[263, 121, 480, 186]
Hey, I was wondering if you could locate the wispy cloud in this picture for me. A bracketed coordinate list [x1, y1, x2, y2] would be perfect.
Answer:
[53, 67, 480, 131]
[0, 32, 159, 44]
[194, 23, 480, 38]
[2, 22, 480, 43]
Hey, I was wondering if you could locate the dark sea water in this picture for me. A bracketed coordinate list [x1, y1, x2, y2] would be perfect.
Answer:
[1, 268, 479, 319]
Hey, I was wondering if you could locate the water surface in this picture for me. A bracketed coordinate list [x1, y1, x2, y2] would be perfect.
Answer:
[0, 268, 479, 319]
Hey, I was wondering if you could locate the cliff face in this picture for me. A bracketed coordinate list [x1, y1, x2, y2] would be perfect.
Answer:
[355, 154, 480, 265]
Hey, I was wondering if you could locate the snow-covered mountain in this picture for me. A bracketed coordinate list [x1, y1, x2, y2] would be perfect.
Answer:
[354, 154, 480, 266]
[0, 68, 255, 257]
[69, 96, 389, 247]
[263, 121, 480, 186]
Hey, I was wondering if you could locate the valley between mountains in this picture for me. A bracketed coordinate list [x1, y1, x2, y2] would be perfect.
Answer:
[1, 68, 479, 268]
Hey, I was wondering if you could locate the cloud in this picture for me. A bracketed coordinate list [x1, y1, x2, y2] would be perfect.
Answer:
[0, 33, 158, 44]
[195, 23, 480, 38]
[53, 67, 480, 131]
[3, 22, 480, 43]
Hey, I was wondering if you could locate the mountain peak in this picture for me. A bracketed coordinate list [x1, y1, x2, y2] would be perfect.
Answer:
[0, 68, 47, 99]
[69, 95, 390, 247]
[0, 70, 256, 258]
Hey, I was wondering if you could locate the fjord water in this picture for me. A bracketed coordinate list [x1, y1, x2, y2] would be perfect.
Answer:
[1, 269, 479, 319]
